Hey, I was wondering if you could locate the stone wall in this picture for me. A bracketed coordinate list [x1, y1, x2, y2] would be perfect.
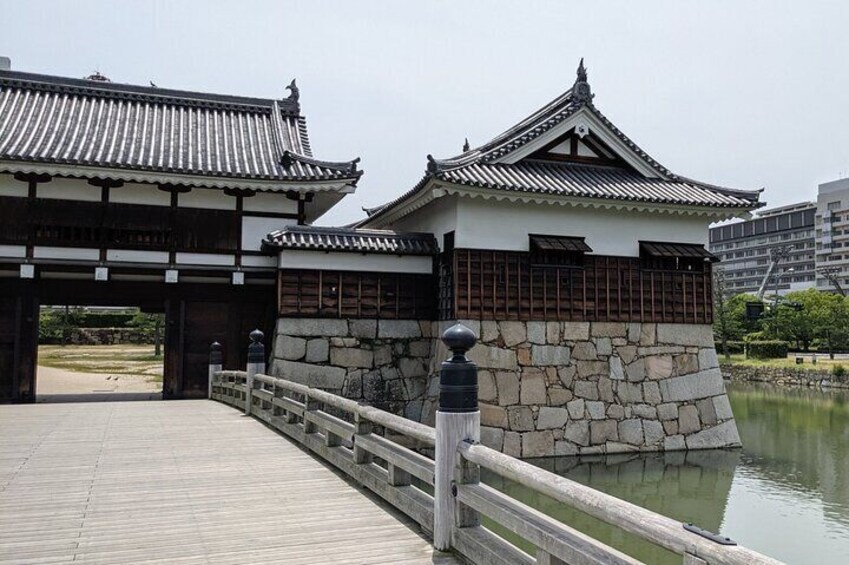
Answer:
[270, 318, 741, 456]
[722, 364, 849, 389]
[59, 327, 154, 345]
[458, 321, 740, 457]
[270, 318, 435, 420]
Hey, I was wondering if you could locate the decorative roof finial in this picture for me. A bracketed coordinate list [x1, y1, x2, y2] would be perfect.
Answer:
[571, 58, 594, 105]
[463, 138, 470, 152]
[286, 79, 299, 103]
[426, 154, 439, 174]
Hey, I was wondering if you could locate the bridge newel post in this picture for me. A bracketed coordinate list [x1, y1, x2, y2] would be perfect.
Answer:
[208, 342, 223, 400]
[245, 329, 265, 416]
[434, 323, 480, 552]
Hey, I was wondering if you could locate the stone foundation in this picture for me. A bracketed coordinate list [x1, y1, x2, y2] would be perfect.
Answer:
[270, 318, 741, 456]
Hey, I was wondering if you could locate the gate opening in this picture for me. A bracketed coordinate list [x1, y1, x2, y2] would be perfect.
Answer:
[36, 305, 164, 402]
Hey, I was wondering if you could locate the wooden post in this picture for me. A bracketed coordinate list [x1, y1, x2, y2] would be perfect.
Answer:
[208, 342, 223, 400]
[434, 323, 480, 551]
[245, 329, 265, 416]
[353, 411, 372, 464]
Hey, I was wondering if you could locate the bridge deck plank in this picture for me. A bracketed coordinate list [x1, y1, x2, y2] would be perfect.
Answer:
[0, 400, 456, 564]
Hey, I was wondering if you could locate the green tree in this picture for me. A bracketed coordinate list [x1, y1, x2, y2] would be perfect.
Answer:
[762, 289, 849, 352]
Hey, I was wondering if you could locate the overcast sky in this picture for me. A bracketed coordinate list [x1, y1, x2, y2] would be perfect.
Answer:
[2, 1, 847, 225]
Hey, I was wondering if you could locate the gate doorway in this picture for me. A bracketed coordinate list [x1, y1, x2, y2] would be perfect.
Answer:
[0, 278, 275, 403]
[36, 306, 165, 402]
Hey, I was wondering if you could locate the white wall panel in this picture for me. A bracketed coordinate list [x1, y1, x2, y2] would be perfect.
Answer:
[106, 249, 169, 263]
[0, 174, 27, 197]
[242, 191, 298, 214]
[279, 250, 433, 274]
[37, 178, 100, 201]
[175, 252, 235, 266]
[390, 195, 458, 251]
[455, 198, 709, 257]
[0, 245, 26, 258]
[34, 247, 100, 260]
[178, 187, 236, 210]
[241, 216, 297, 251]
[109, 182, 171, 206]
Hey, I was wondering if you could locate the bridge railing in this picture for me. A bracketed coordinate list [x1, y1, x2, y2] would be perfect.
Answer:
[209, 328, 782, 565]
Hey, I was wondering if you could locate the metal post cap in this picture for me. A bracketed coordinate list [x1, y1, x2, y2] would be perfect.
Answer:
[248, 329, 265, 364]
[249, 329, 264, 343]
[441, 323, 477, 355]
[209, 341, 223, 365]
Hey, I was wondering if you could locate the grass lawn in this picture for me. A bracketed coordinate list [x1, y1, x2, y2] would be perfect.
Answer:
[38, 344, 164, 382]
[718, 353, 845, 370]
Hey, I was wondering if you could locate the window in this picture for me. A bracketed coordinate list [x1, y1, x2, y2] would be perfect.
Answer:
[827, 201, 842, 211]
[529, 235, 591, 267]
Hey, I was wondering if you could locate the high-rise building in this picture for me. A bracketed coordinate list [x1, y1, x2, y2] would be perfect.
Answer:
[815, 178, 849, 293]
[709, 202, 817, 295]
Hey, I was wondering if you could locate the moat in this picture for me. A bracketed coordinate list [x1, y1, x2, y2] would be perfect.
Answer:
[484, 381, 849, 564]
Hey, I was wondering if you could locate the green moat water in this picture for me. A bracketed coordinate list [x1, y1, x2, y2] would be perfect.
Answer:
[482, 382, 849, 564]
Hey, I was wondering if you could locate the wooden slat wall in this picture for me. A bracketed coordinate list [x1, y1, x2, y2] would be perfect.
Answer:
[451, 249, 712, 324]
[278, 270, 436, 320]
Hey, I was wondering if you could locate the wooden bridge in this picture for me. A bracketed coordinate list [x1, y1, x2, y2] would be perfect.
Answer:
[1, 330, 782, 565]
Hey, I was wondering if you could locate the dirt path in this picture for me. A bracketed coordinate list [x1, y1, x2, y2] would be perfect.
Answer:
[36, 366, 162, 402]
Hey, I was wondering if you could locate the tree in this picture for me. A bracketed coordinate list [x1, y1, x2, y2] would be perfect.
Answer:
[712, 271, 761, 357]
[762, 289, 849, 352]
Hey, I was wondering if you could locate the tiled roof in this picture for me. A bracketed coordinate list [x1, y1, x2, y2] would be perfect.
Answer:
[438, 162, 757, 208]
[264, 225, 438, 255]
[362, 61, 761, 223]
[641, 241, 718, 261]
[0, 70, 361, 187]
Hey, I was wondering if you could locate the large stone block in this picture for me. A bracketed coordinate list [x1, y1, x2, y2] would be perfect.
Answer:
[399, 357, 427, 378]
[409, 340, 432, 358]
[280, 318, 348, 337]
[645, 355, 673, 379]
[598, 377, 614, 403]
[330, 347, 374, 369]
[522, 431, 554, 458]
[520, 370, 547, 404]
[590, 420, 618, 444]
[618, 419, 644, 445]
[468, 344, 518, 370]
[573, 380, 599, 401]
[625, 358, 646, 382]
[698, 348, 719, 370]
[304, 339, 329, 363]
[566, 398, 585, 419]
[596, 337, 612, 356]
[616, 381, 643, 404]
[696, 397, 718, 426]
[571, 341, 597, 361]
[657, 402, 678, 421]
[577, 360, 608, 378]
[632, 404, 657, 420]
[532, 345, 571, 366]
[659, 369, 726, 402]
[480, 403, 509, 428]
[378, 320, 422, 339]
[349, 319, 377, 339]
[508, 406, 534, 431]
[481, 321, 500, 343]
[499, 321, 527, 347]
[527, 322, 546, 344]
[495, 371, 520, 406]
[592, 322, 627, 338]
[503, 431, 522, 457]
[643, 420, 665, 446]
[555, 440, 579, 456]
[609, 356, 625, 381]
[686, 420, 742, 449]
[275, 335, 306, 360]
[546, 322, 560, 344]
[538, 406, 569, 429]
[548, 386, 573, 406]
[663, 434, 685, 451]
[674, 353, 699, 376]
[274, 360, 346, 390]
[480, 426, 504, 451]
[639, 323, 656, 346]
[656, 324, 714, 347]
[586, 401, 606, 420]
[563, 420, 589, 446]
[562, 322, 590, 341]
[677, 405, 701, 434]
[712, 394, 734, 421]
[478, 371, 498, 403]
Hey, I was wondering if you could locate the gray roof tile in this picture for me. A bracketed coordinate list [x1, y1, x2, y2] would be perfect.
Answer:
[0, 70, 361, 186]
[264, 225, 438, 255]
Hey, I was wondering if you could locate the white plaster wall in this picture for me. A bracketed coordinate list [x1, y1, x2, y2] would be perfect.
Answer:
[279, 250, 433, 274]
[0, 173, 27, 197]
[243, 191, 298, 214]
[175, 252, 235, 266]
[241, 255, 277, 268]
[109, 182, 171, 206]
[0, 245, 26, 258]
[455, 198, 710, 257]
[242, 216, 297, 251]
[106, 249, 169, 263]
[389, 195, 458, 251]
[178, 187, 236, 210]
[34, 247, 100, 260]
[36, 178, 100, 201]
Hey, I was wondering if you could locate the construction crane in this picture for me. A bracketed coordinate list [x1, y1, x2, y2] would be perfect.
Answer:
[817, 266, 846, 296]
[756, 245, 794, 300]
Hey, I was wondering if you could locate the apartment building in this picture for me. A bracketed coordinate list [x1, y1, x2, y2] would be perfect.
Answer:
[815, 178, 849, 292]
[709, 202, 817, 295]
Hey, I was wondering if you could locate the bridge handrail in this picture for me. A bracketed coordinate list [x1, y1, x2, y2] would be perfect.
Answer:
[457, 441, 782, 565]
[210, 367, 782, 565]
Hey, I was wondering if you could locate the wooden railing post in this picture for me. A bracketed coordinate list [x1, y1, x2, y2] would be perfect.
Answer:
[303, 393, 320, 433]
[353, 412, 373, 464]
[245, 329, 265, 416]
[434, 323, 480, 551]
[454, 439, 480, 529]
[208, 341, 223, 400]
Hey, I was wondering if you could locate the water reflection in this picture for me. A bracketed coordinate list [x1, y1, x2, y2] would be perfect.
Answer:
[482, 382, 849, 564]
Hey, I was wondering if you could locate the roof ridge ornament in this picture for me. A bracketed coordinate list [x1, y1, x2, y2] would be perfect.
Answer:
[463, 138, 470, 152]
[286, 79, 299, 103]
[571, 58, 594, 105]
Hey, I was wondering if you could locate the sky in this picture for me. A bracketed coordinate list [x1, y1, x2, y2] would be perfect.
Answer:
[1, 0, 847, 226]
